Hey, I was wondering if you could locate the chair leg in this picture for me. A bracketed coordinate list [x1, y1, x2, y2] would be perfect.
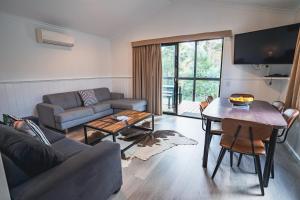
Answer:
[254, 155, 264, 196]
[212, 147, 226, 179]
[230, 151, 233, 167]
[254, 157, 257, 174]
[271, 160, 275, 179]
[237, 153, 243, 167]
[208, 134, 213, 146]
[265, 141, 274, 178]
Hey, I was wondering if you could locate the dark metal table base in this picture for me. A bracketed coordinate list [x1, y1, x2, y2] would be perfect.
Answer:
[83, 114, 154, 155]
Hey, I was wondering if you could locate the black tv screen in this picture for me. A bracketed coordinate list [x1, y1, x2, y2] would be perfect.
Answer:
[234, 23, 300, 64]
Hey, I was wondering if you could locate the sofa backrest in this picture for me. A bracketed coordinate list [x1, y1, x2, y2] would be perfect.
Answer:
[43, 91, 82, 109]
[94, 88, 111, 102]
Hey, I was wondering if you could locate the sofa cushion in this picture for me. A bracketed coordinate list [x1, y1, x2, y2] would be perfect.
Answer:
[1, 153, 29, 189]
[41, 126, 65, 144]
[94, 88, 111, 102]
[43, 92, 82, 110]
[78, 89, 98, 106]
[91, 103, 111, 113]
[55, 107, 94, 123]
[51, 138, 90, 158]
[0, 124, 65, 177]
[105, 99, 147, 110]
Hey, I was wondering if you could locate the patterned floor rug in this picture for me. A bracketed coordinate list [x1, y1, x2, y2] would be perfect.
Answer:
[67, 121, 198, 167]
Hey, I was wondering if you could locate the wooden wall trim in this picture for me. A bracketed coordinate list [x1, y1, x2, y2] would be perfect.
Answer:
[131, 30, 232, 47]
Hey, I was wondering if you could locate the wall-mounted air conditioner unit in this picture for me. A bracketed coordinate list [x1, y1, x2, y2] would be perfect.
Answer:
[36, 28, 74, 47]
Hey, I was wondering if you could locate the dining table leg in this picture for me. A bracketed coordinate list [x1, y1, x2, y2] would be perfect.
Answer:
[202, 119, 212, 168]
[263, 128, 278, 187]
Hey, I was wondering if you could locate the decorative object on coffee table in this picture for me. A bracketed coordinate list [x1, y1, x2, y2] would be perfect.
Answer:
[83, 110, 154, 154]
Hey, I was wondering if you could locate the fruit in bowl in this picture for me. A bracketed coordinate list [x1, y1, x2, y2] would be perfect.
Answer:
[229, 94, 254, 106]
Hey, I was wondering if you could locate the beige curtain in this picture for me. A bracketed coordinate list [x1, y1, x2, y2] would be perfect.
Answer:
[286, 29, 300, 110]
[133, 44, 162, 115]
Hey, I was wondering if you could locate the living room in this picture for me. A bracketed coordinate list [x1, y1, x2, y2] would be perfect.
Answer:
[1, 0, 300, 200]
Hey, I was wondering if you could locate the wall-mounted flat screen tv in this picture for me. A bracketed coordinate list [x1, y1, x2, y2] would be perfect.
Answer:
[234, 23, 300, 64]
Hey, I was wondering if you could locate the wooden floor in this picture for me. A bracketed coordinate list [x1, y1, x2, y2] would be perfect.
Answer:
[110, 115, 300, 200]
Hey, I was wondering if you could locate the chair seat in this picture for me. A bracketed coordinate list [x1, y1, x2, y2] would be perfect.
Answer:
[220, 135, 266, 155]
[210, 121, 222, 135]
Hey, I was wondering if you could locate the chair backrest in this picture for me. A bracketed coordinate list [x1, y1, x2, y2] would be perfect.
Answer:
[206, 96, 214, 104]
[272, 101, 285, 113]
[283, 109, 299, 129]
[199, 101, 209, 114]
[222, 118, 273, 141]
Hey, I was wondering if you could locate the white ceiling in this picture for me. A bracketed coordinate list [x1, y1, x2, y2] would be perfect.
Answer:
[218, 0, 300, 10]
[0, 0, 173, 37]
[0, 0, 299, 38]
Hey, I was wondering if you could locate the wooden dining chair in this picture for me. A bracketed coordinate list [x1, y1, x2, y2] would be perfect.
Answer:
[199, 102, 237, 166]
[238, 108, 299, 179]
[212, 118, 273, 196]
[272, 101, 285, 113]
[277, 108, 299, 143]
[206, 96, 214, 104]
[199, 101, 222, 135]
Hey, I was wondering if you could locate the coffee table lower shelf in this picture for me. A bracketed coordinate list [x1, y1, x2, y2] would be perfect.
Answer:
[83, 114, 154, 154]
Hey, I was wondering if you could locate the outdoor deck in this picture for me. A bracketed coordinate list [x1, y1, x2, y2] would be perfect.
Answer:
[163, 100, 202, 118]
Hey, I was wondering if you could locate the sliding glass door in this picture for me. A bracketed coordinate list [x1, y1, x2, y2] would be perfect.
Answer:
[161, 44, 177, 114]
[161, 39, 223, 117]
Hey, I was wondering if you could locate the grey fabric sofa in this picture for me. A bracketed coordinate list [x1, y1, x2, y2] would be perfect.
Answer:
[1, 125, 122, 200]
[37, 87, 147, 131]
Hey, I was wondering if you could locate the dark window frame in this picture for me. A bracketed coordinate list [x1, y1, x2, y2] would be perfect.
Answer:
[161, 38, 224, 115]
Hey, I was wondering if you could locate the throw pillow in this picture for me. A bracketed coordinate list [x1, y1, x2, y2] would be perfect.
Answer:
[13, 120, 51, 146]
[0, 124, 65, 177]
[2, 114, 20, 126]
[78, 89, 98, 106]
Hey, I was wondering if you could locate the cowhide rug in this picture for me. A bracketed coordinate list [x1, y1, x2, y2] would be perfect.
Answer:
[67, 119, 197, 167]
[119, 129, 198, 167]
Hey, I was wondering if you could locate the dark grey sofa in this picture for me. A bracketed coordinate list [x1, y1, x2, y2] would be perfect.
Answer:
[1, 125, 122, 200]
[37, 87, 147, 131]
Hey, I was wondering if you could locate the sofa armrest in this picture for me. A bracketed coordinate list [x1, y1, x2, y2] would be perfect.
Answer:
[111, 92, 124, 100]
[11, 141, 122, 200]
[36, 103, 64, 129]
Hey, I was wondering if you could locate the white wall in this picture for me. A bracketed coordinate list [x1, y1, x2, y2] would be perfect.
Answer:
[0, 12, 113, 118]
[111, 0, 296, 101]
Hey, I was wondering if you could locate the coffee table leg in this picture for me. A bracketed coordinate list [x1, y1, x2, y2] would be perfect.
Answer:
[112, 134, 116, 142]
[84, 126, 88, 144]
[151, 114, 154, 131]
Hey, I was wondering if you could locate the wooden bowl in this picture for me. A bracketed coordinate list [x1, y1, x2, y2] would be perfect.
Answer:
[229, 93, 254, 106]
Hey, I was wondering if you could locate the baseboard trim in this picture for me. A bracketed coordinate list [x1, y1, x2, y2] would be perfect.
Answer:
[284, 141, 300, 163]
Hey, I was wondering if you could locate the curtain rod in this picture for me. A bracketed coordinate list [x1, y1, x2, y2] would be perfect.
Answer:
[132, 30, 232, 47]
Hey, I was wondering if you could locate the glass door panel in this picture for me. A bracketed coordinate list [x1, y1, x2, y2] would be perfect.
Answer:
[195, 80, 220, 102]
[196, 39, 222, 78]
[178, 42, 195, 78]
[162, 45, 177, 114]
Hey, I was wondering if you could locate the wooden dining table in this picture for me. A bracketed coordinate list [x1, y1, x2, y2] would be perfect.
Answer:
[202, 98, 287, 187]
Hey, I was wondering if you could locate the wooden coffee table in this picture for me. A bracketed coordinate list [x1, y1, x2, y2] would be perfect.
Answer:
[83, 110, 154, 153]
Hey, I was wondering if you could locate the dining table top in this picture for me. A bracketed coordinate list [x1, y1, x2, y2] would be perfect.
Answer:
[202, 98, 287, 129]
